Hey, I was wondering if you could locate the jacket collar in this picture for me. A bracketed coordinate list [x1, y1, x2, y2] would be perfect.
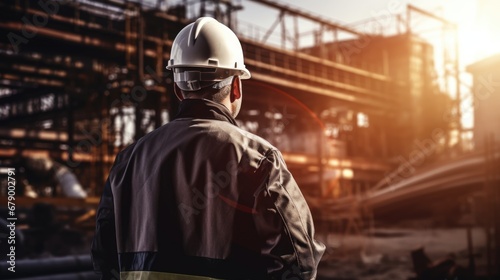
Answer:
[174, 99, 238, 126]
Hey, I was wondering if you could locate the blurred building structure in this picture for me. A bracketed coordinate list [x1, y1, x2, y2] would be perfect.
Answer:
[466, 53, 500, 148]
[466, 54, 500, 276]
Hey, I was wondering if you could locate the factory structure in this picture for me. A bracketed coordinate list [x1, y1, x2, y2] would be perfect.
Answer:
[0, 0, 499, 278]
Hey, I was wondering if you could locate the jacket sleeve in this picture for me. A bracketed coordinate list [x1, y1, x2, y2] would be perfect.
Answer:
[253, 149, 325, 280]
[91, 178, 119, 280]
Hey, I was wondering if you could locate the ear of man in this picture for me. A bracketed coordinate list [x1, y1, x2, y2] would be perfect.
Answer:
[230, 76, 241, 103]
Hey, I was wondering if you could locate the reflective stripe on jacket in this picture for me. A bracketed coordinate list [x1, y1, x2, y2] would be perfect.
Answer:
[91, 99, 325, 280]
[121, 271, 223, 280]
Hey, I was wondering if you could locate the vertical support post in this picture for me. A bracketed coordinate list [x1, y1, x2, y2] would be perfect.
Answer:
[155, 41, 163, 129]
[441, 25, 449, 99]
[396, 14, 401, 34]
[453, 24, 462, 151]
[333, 28, 338, 62]
[125, 7, 131, 69]
[99, 83, 109, 194]
[406, 4, 411, 34]
[280, 12, 286, 49]
[66, 63, 76, 167]
[135, 7, 144, 141]
[318, 126, 325, 197]
[293, 15, 299, 51]
[317, 25, 324, 58]
[67, 94, 74, 165]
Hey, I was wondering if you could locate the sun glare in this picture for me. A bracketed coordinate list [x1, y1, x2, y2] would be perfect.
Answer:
[444, 0, 500, 64]
[459, 21, 500, 65]
[425, 0, 500, 130]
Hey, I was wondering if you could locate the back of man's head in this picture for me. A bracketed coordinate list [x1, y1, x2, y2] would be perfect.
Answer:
[180, 79, 231, 103]
[167, 17, 250, 99]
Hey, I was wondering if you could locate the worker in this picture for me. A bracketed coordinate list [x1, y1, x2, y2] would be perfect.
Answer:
[20, 156, 87, 198]
[91, 17, 325, 280]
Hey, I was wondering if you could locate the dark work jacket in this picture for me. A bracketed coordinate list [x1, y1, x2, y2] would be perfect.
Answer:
[91, 99, 325, 280]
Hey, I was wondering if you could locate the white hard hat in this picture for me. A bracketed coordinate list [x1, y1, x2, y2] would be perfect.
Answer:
[166, 17, 251, 91]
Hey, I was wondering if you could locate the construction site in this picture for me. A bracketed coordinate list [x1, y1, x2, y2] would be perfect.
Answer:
[0, 0, 499, 279]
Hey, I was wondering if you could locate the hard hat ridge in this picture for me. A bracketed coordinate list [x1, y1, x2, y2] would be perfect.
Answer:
[188, 17, 212, 47]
